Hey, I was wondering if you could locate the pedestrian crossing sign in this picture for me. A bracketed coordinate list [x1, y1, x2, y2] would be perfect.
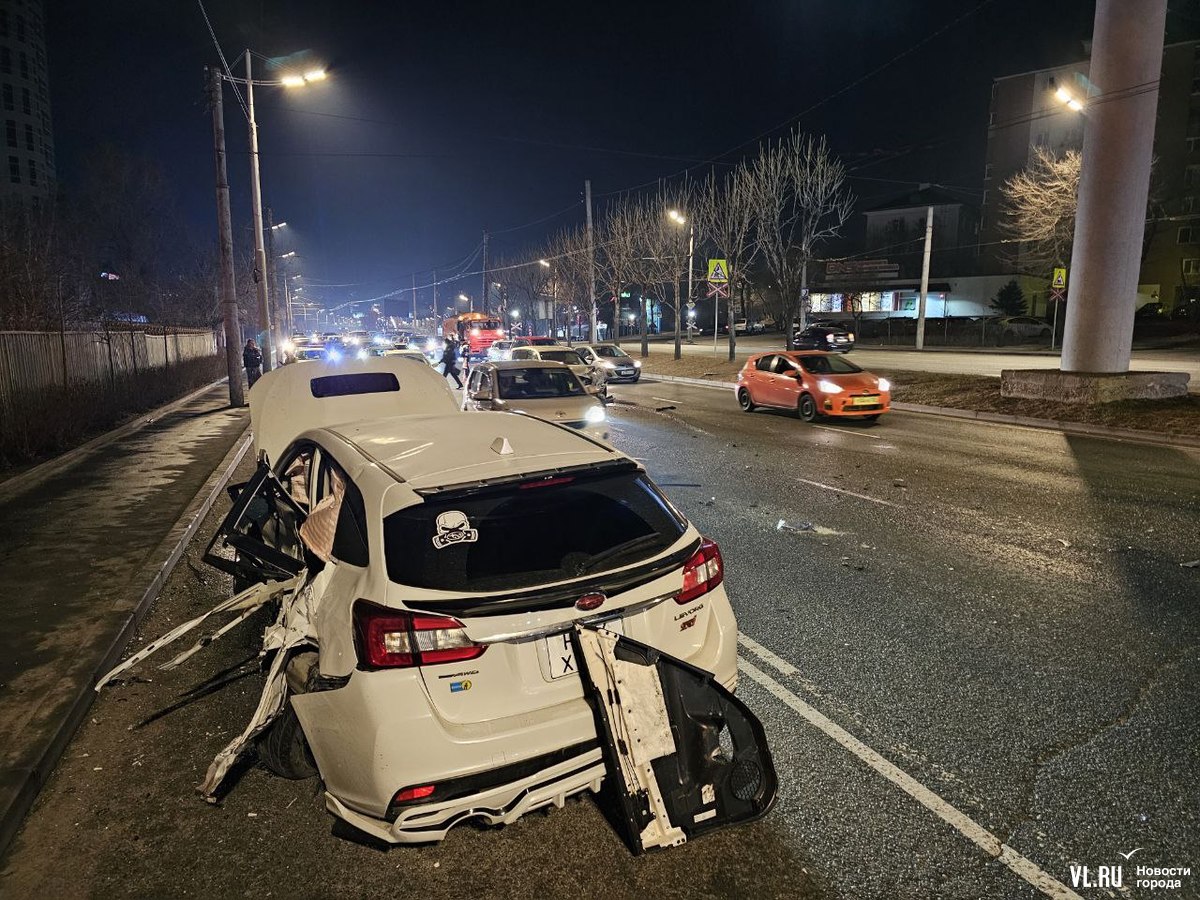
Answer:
[707, 259, 729, 283]
[1052, 268, 1067, 289]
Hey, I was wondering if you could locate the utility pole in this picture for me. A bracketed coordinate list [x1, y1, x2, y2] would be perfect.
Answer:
[585, 179, 597, 340]
[208, 67, 244, 407]
[244, 51, 273, 371]
[480, 229, 490, 316]
[411, 273, 417, 328]
[915, 206, 933, 350]
[265, 207, 287, 356]
[432, 269, 438, 323]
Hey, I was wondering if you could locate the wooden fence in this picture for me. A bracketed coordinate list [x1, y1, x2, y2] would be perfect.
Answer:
[0, 327, 218, 407]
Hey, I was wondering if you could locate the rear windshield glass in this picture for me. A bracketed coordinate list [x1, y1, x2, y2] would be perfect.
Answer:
[310, 372, 400, 397]
[538, 350, 583, 365]
[595, 346, 629, 358]
[383, 472, 686, 592]
[798, 355, 862, 374]
[497, 367, 584, 399]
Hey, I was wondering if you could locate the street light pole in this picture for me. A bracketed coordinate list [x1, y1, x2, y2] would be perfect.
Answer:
[244, 50, 274, 371]
[207, 66, 245, 408]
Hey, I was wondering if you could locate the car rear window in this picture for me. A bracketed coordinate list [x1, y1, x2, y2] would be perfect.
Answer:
[497, 367, 584, 399]
[382, 471, 686, 592]
[538, 350, 583, 365]
[309, 372, 400, 397]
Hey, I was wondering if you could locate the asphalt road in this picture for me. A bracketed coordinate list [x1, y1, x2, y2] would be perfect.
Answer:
[643, 334, 1200, 388]
[2, 380, 1197, 899]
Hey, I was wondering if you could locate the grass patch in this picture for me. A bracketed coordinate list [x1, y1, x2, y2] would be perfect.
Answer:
[636, 354, 1200, 438]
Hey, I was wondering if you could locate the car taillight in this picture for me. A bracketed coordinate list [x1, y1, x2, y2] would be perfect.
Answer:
[353, 600, 486, 669]
[392, 784, 436, 805]
[678, 538, 724, 604]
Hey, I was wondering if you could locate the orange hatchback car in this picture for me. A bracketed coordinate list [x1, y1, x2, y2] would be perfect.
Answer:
[736, 351, 891, 422]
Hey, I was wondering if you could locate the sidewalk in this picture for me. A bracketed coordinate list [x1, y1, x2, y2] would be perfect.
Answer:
[0, 382, 250, 857]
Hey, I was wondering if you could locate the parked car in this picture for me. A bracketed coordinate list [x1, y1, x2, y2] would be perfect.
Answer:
[199, 356, 740, 843]
[736, 351, 890, 422]
[292, 344, 327, 362]
[791, 324, 855, 352]
[994, 316, 1052, 344]
[487, 339, 517, 361]
[571, 343, 642, 383]
[382, 347, 436, 365]
[464, 360, 609, 440]
[512, 336, 559, 349]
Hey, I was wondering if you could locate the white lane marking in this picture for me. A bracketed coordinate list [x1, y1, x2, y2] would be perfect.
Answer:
[812, 424, 883, 440]
[795, 477, 899, 508]
[736, 655, 1083, 900]
[651, 397, 680, 404]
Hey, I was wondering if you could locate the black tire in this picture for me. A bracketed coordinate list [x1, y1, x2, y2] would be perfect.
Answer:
[737, 388, 756, 412]
[797, 393, 819, 422]
[258, 699, 318, 780]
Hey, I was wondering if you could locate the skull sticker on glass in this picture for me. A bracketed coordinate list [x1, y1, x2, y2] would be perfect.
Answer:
[431, 510, 479, 550]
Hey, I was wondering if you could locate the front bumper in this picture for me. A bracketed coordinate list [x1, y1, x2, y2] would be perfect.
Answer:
[822, 394, 889, 416]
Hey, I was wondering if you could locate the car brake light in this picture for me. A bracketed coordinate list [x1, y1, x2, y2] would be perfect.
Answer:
[353, 600, 486, 669]
[677, 538, 724, 604]
[392, 784, 436, 804]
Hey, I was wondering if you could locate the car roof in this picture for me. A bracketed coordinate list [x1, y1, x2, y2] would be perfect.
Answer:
[476, 359, 573, 370]
[249, 356, 460, 465]
[326, 410, 619, 491]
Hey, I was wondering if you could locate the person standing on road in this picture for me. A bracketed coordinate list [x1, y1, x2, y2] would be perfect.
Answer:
[243, 339, 263, 388]
[441, 338, 463, 388]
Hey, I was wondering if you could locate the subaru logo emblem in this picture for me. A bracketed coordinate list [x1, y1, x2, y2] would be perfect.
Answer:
[575, 592, 605, 611]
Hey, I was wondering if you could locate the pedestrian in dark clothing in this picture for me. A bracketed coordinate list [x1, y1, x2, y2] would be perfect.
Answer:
[441, 339, 463, 388]
[243, 339, 263, 388]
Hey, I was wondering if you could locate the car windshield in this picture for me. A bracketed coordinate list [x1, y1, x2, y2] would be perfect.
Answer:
[538, 350, 584, 365]
[798, 355, 863, 374]
[595, 346, 629, 358]
[496, 367, 585, 398]
[383, 471, 686, 592]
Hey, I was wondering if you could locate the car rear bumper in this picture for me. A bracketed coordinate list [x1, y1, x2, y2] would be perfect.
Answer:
[325, 747, 608, 844]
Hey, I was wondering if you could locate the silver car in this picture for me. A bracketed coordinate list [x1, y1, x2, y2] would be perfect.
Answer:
[510, 344, 607, 395]
[487, 339, 517, 361]
[463, 360, 609, 441]
[572, 343, 642, 383]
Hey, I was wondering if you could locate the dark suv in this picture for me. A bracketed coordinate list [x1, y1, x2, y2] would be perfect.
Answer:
[791, 324, 855, 353]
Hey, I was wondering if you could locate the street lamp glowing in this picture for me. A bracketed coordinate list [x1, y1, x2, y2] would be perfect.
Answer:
[458, 293, 469, 302]
[510, 308, 521, 318]
[539, 259, 551, 268]
[270, 221, 287, 230]
[279, 251, 297, 259]
[1054, 86, 1071, 103]
[1066, 98, 1083, 111]
[280, 75, 307, 88]
[303, 69, 327, 82]
[668, 209, 686, 224]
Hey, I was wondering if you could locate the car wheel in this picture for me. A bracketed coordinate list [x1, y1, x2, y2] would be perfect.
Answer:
[258, 698, 318, 780]
[737, 388, 756, 412]
[797, 393, 819, 422]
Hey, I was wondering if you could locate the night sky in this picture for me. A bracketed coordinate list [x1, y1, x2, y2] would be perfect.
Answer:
[43, 0, 1198, 315]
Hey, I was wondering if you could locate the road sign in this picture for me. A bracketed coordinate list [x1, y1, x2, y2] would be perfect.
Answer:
[1051, 267, 1067, 289]
[706, 259, 729, 283]
[706, 282, 729, 299]
[1050, 288, 1065, 302]
[687, 300, 696, 309]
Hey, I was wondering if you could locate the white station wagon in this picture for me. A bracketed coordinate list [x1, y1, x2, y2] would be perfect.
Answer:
[195, 357, 741, 843]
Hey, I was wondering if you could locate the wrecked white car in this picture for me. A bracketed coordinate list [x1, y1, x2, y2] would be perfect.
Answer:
[101, 357, 775, 848]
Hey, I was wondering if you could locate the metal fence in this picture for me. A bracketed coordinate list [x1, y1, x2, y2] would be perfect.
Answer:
[0, 328, 218, 407]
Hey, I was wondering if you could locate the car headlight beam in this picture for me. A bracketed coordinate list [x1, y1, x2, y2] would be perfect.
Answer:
[877, 377, 891, 392]
[584, 405, 607, 424]
[817, 379, 843, 393]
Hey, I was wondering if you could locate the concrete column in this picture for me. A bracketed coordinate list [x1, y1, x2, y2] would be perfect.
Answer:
[1060, 0, 1167, 373]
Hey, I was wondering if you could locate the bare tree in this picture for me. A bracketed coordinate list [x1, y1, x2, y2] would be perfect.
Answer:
[543, 227, 593, 343]
[999, 146, 1081, 274]
[695, 163, 758, 360]
[496, 253, 552, 336]
[750, 130, 854, 349]
[597, 197, 643, 347]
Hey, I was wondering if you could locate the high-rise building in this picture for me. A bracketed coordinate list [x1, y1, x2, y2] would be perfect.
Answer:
[980, 40, 1199, 315]
[0, 0, 54, 204]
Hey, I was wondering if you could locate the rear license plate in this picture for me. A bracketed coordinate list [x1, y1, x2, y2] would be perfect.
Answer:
[848, 395, 878, 407]
[545, 619, 624, 679]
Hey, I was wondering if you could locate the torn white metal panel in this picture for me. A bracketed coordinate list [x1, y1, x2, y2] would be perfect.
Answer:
[576, 626, 686, 851]
[95, 575, 304, 690]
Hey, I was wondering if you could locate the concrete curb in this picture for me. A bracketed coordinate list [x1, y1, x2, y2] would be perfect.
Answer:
[0, 426, 252, 861]
[0, 378, 233, 505]
[638, 373, 1200, 448]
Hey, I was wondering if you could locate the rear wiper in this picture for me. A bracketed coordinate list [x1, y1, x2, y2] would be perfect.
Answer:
[580, 534, 662, 574]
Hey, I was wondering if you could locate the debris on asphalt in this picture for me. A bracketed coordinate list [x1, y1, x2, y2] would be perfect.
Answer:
[655, 405, 677, 412]
[892, 479, 907, 488]
[700, 497, 716, 506]
[777, 519, 815, 533]
[1182, 559, 1200, 568]
[1057, 538, 1072, 548]
[840, 559, 869, 572]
